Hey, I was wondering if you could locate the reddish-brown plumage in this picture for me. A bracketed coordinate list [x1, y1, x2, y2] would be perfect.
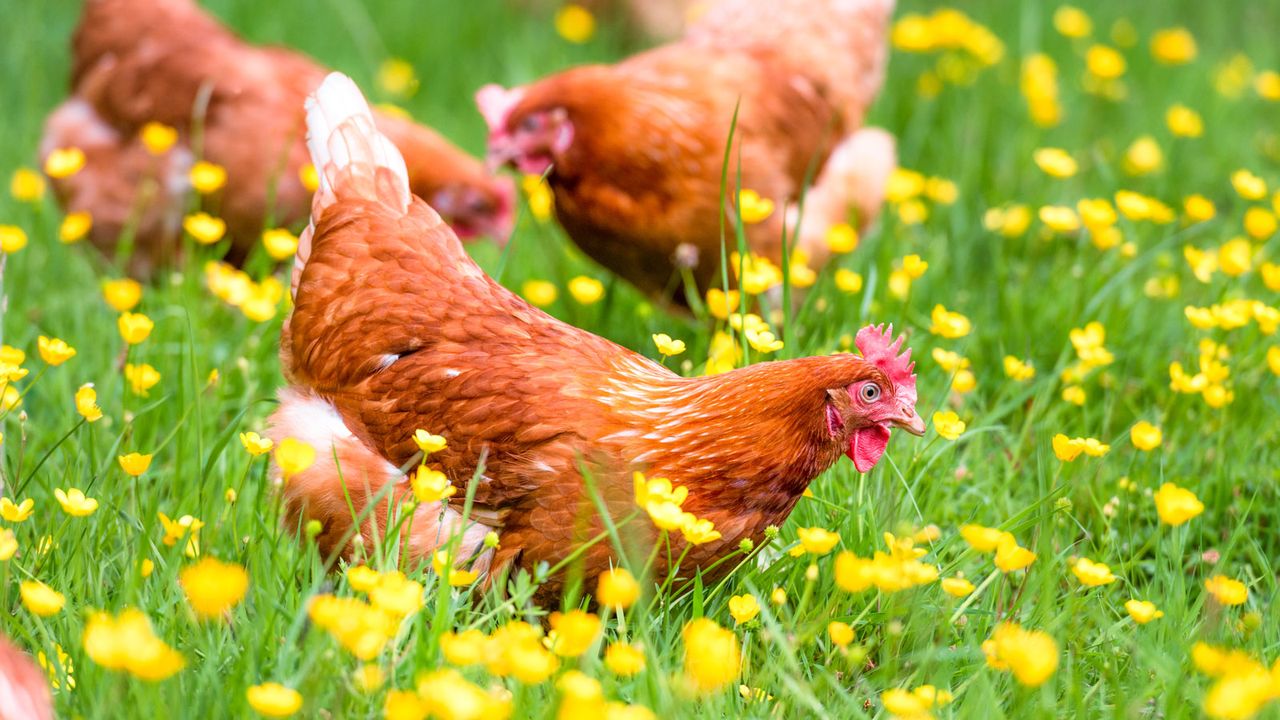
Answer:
[482, 0, 897, 302]
[272, 75, 921, 603]
[40, 0, 511, 276]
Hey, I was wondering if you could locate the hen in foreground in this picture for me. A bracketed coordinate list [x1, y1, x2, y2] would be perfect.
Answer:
[0, 634, 52, 720]
[40, 0, 512, 275]
[481, 0, 896, 302]
[272, 73, 923, 603]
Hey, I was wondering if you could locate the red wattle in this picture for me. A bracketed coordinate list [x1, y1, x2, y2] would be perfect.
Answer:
[848, 424, 891, 473]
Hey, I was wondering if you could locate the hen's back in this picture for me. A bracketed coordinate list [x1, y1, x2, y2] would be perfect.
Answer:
[682, 0, 895, 126]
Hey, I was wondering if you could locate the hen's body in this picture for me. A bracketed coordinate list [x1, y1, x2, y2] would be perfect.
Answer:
[484, 0, 896, 300]
[0, 635, 52, 720]
[274, 76, 920, 602]
[42, 0, 511, 275]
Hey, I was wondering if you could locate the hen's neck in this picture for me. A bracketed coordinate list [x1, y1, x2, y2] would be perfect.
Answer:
[604, 354, 874, 503]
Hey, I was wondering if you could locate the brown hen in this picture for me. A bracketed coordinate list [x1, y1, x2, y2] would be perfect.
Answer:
[40, 0, 512, 276]
[271, 74, 921, 603]
[480, 0, 896, 302]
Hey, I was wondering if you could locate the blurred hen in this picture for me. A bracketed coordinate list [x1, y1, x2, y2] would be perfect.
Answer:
[41, 0, 513, 275]
[481, 0, 896, 302]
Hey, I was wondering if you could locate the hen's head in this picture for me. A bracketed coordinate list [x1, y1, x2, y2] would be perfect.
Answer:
[825, 325, 923, 473]
[427, 177, 516, 244]
[476, 84, 575, 176]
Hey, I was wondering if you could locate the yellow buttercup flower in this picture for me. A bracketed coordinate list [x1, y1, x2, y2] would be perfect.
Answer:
[1, 497, 34, 522]
[10, 168, 45, 202]
[1123, 136, 1163, 176]
[118, 452, 154, 477]
[1130, 421, 1163, 451]
[184, 212, 226, 244]
[75, 384, 103, 422]
[0, 529, 16, 561]
[728, 594, 760, 624]
[834, 268, 863, 294]
[983, 622, 1058, 686]
[1071, 557, 1117, 587]
[20, 580, 66, 616]
[597, 567, 640, 609]
[44, 147, 86, 179]
[1166, 105, 1204, 138]
[1003, 356, 1035, 381]
[705, 288, 740, 320]
[298, 163, 319, 192]
[959, 524, 1006, 553]
[118, 312, 155, 344]
[736, 189, 774, 224]
[1040, 205, 1081, 233]
[1053, 5, 1091, 38]
[554, 4, 595, 44]
[826, 223, 858, 253]
[55, 487, 99, 517]
[410, 466, 456, 503]
[59, 211, 93, 243]
[377, 58, 419, 98]
[929, 304, 971, 338]
[568, 275, 604, 305]
[189, 161, 227, 194]
[181, 557, 249, 619]
[38, 336, 77, 366]
[941, 576, 975, 597]
[141, 122, 178, 155]
[1150, 27, 1197, 64]
[1231, 170, 1267, 200]
[1244, 207, 1277, 240]
[827, 621, 855, 647]
[83, 609, 185, 680]
[994, 535, 1036, 572]
[547, 610, 601, 657]
[240, 431, 274, 456]
[246, 683, 303, 717]
[1125, 599, 1163, 624]
[682, 618, 740, 692]
[1218, 238, 1252, 277]
[604, 642, 646, 675]
[1204, 575, 1248, 606]
[1153, 482, 1203, 525]
[522, 279, 557, 307]
[1086, 44, 1126, 79]
[102, 278, 143, 312]
[261, 229, 298, 260]
[1033, 147, 1077, 178]
[932, 410, 965, 440]
[797, 526, 840, 555]
[274, 437, 316, 479]
[1184, 195, 1216, 222]
[411, 429, 446, 455]
[0, 225, 27, 254]
[125, 363, 162, 396]
[745, 327, 784, 354]
[652, 333, 686, 357]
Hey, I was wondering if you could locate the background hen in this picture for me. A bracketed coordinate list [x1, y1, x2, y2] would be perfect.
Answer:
[271, 74, 922, 602]
[481, 0, 896, 303]
[40, 0, 513, 275]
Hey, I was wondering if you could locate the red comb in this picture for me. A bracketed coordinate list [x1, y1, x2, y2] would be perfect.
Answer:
[855, 324, 917, 405]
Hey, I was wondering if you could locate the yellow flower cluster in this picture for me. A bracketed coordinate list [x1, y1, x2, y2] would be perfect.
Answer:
[83, 609, 185, 681]
[982, 622, 1059, 687]
[1192, 643, 1280, 720]
[310, 568, 423, 660]
[960, 524, 1036, 572]
[633, 473, 721, 545]
[1052, 434, 1110, 461]
[834, 532, 939, 593]
[1021, 54, 1063, 127]
[205, 261, 285, 322]
[892, 9, 1004, 69]
[884, 168, 957, 227]
[881, 684, 954, 720]
[1169, 339, 1234, 408]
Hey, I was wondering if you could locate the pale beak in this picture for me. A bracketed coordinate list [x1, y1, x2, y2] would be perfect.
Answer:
[485, 138, 517, 173]
[892, 408, 926, 437]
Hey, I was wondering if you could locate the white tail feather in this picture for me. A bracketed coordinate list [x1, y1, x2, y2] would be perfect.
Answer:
[294, 73, 412, 297]
[303, 72, 411, 212]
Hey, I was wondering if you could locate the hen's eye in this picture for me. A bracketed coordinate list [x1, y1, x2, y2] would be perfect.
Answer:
[859, 383, 882, 403]
[520, 115, 542, 132]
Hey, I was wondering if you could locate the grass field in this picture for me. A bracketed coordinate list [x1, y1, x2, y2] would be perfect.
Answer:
[3, 0, 1280, 717]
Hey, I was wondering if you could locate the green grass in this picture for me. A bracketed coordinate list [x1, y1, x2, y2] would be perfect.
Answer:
[3, 0, 1280, 718]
